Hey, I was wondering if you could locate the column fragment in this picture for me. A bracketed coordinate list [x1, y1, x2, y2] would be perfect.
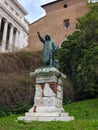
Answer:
[15, 29, 19, 49]
[0, 15, 2, 30]
[8, 24, 14, 50]
[1, 19, 8, 51]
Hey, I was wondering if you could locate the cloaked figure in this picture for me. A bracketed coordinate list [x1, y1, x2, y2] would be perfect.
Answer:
[37, 32, 59, 68]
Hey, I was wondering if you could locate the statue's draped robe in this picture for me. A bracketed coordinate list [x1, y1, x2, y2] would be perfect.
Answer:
[43, 40, 57, 63]
[38, 34, 57, 64]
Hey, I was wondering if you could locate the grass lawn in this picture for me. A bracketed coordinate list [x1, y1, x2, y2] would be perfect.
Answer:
[0, 99, 98, 130]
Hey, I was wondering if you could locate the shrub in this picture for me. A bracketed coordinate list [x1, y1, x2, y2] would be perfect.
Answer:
[0, 107, 11, 117]
[13, 102, 33, 114]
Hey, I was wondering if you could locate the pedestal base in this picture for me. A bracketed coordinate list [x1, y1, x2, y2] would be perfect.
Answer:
[18, 111, 74, 122]
[18, 67, 74, 122]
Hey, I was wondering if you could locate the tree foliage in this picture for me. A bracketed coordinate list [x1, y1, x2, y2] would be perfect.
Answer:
[58, 4, 98, 100]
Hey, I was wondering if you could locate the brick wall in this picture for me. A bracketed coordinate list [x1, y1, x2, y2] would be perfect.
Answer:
[29, 0, 88, 51]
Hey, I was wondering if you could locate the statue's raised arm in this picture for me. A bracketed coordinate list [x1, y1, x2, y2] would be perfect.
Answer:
[37, 32, 45, 43]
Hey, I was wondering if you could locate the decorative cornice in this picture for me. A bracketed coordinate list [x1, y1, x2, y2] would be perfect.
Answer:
[12, 0, 28, 15]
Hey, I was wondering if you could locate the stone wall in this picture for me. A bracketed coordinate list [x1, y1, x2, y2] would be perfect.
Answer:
[29, 0, 88, 51]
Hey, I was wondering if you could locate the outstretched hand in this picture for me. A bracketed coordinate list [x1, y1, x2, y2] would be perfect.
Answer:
[37, 32, 40, 35]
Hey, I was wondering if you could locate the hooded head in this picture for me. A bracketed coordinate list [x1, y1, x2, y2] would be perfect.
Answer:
[45, 34, 51, 41]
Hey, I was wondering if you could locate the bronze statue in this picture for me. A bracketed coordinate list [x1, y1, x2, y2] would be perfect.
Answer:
[37, 32, 59, 68]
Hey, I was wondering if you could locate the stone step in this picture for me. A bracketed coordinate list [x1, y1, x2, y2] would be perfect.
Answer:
[60, 113, 69, 117]
[38, 116, 74, 121]
[18, 116, 74, 122]
[18, 116, 38, 122]
[25, 112, 68, 117]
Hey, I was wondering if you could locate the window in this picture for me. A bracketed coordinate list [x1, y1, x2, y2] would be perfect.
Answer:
[16, 12, 19, 16]
[5, 1, 8, 6]
[11, 7, 14, 11]
[64, 4, 67, 8]
[64, 19, 70, 28]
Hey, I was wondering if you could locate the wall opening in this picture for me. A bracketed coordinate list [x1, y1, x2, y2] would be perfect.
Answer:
[64, 19, 70, 28]
[64, 4, 68, 8]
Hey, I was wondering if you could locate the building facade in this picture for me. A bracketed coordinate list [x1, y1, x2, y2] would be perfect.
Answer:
[29, 0, 89, 51]
[0, 0, 29, 52]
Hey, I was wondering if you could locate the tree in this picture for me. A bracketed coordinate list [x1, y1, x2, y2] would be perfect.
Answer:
[58, 4, 98, 100]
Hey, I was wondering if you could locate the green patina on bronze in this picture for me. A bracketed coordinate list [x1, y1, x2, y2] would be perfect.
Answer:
[37, 32, 59, 68]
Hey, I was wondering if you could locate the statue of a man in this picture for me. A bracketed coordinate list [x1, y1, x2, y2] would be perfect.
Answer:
[37, 32, 59, 68]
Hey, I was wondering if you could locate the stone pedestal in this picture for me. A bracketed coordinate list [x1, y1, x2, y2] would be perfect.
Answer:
[18, 67, 74, 122]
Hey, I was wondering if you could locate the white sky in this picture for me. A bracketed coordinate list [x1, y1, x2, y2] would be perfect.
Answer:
[17, 0, 56, 23]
